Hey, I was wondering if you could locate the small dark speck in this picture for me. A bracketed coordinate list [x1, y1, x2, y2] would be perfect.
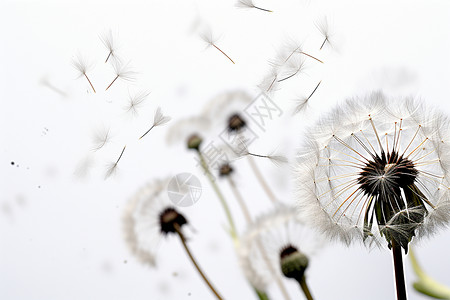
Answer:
[188, 292, 191, 296]
[123, 260, 127, 264]
[11, 161, 14, 165]
[38, 186, 41, 189]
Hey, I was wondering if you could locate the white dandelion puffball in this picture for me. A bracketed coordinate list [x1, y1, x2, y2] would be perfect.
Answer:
[123, 178, 185, 267]
[238, 204, 323, 291]
[295, 92, 450, 250]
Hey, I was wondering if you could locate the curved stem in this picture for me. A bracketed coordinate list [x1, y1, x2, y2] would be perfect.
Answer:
[227, 177, 252, 224]
[297, 276, 314, 300]
[175, 224, 224, 300]
[392, 239, 408, 300]
[247, 155, 278, 204]
[197, 150, 238, 239]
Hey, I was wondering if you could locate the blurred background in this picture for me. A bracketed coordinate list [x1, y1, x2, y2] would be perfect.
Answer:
[1, 0, 450, 299]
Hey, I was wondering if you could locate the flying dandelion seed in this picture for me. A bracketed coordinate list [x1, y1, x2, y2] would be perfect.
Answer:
[100, 29, 119, 63]
[315, 16, 333, 50]
[201, 29, 235, 64]
[296, 92, 450, 300]
[139, 107, 171, 140]
[91, 126, 112, 151]
[293, 81, 322, 115]
[277, 56, 305, 82]
[105, 59, 137, 91]
[235, 0, 272, 12]
[104, 145, 126, 179]
[124, 90, 150, 116]
[282, 41, 324, 64]
[72, 54, 96, 93]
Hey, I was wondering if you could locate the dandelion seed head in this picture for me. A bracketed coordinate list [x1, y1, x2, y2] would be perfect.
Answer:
[238, 204, 323, 291]
[123, 179, 187, 267]
[296, 92, 450, 250]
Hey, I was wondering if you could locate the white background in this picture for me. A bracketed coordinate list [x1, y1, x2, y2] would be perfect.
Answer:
[1, 0, 450, 299]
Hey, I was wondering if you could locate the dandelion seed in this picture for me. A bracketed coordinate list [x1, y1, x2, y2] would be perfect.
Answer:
[296, 92, 450, 299]
[236, 0, 272, 12]
[105, 59, 137, 91]
[105, 145, 126, 179]
[282, 41, 323, 64]
[201, 29, 235, 64]
[72, 54, 96, 93]
[258, 68, 281, 94]
[315, 16, 333, 50]
[293, 80, 322, 114]
[277, 56, 305, 82]
[139, 107, 171, 140]
[123, 178, 225, 299]
[124, 90, 150, 116]
[100, 29, 119, 63]
[91, 126, 112, 151]
[238, 146, 288, 167]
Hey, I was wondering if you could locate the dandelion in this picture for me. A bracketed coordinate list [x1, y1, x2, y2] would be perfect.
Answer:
[315, 16, 333, 50]
[100, 29, 119, 63]
[236, 0, 272, 12]
[295, 92, 450, 300]
[72, 54, 96, 93]
[139, 107, 171, 140]
[104, 145, 126, 179]
[105, 59, 137, 91]
[238, 204, 322, 299]
[122, 178, 224, 299]
[124, 90, 150, 116]
[201, 29, 235, 64]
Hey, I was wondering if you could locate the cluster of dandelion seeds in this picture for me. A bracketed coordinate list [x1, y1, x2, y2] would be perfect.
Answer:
[295, 92, 450, 250]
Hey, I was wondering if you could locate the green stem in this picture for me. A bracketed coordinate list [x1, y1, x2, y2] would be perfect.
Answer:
[247, 156, 278, 204]
[298, 276, 314, 300]
[197, 150, 238, 240]
[392, 239, 408, 300]
[175, 224, 224, 300]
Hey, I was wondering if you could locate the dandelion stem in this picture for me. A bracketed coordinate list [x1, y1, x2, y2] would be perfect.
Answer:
[212, 44, 235, 64]
[298, 276, 314, 300]
[392, 239, 408, 300]
[197, 150, 238, 239]
[247, 155, 278, 204]
[84, 73, 96, 93]
[174, 224, 224, 300]
[105, 75, 119, 91]
[227, 177, 252, 224]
